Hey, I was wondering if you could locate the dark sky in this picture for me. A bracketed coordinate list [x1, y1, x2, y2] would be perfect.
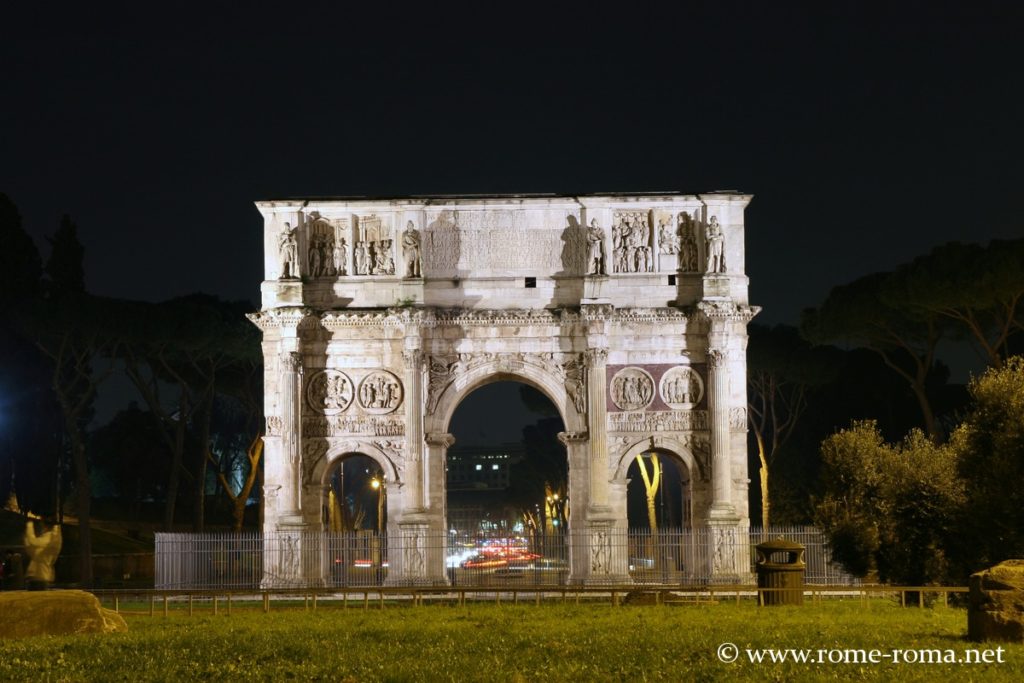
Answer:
[3, 2, 1022, 328]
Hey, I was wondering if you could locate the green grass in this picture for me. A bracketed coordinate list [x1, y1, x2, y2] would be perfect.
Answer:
[1, 601, 1021, 681]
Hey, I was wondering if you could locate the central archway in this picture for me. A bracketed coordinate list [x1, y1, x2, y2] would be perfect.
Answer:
[445, 381, 569, 584]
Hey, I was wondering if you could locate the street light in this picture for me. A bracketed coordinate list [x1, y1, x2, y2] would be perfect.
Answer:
[370, 476, 385, 536]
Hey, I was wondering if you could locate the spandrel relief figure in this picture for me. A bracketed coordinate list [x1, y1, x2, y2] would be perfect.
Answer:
[278, 223, 299, 279]
[402, 221, 422, 278]
[705, 215, 726, 273]
[586, 219, 606, 275]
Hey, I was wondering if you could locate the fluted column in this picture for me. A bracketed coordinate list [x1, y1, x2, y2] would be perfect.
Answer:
[707, 348, 734, 515]
[280, 350, 304, 517]
[403, 348, 425, 511]
[585, 347, 609, 509]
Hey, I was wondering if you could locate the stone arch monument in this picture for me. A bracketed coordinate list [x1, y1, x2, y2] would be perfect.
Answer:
[249, 193, 759, 586]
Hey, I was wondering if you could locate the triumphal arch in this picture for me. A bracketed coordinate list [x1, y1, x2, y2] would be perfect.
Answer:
[249, 192, 758, 586]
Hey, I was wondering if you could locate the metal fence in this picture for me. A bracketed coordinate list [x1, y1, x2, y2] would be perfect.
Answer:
[156, 526, 858, 590]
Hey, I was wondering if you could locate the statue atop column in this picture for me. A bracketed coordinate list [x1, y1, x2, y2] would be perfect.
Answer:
[402, 220, 422, 278]
[705, 216, 726, 273]
[586, 219, 606, 275]
[278, 223, 299, 279]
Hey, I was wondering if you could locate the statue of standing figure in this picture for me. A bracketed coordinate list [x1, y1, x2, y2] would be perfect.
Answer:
[586, 219, 606, 275]
[402, 221, 422, 278]
[278, 223, 299, 279]
[705, 216, 726, 273]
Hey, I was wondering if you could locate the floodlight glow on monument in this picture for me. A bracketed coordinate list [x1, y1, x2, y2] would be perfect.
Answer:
[250, 192, 758, 587]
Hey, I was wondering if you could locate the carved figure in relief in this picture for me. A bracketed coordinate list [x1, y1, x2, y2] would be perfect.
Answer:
[333, 237, 347, 276]
[612, 212, 654, 273]
[658, 218, 678, 255]
[678, 213, 698, 272]
[358, 371, 403, 414]
[278, 223, 299, 279]
[705, 216, 726, 273]
[561, 355, 587, 416]
[306, 370, 354, 415]
[610, 367, 655, 411]
[659, 366, 704, 409]
[402, 221, 422, 278]
[586, 219, 606, 275]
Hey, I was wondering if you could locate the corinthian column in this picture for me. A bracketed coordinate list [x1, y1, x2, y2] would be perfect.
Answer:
[403, 348, 425, 511]
[278, 351, 304, 518]
[707, 348, 734, 516]
[585, 347, 609, 509]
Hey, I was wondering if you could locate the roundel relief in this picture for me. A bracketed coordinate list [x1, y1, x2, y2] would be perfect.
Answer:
[659, 366, 704, 409]
[358, 370, 403, 414]
[610, 367, 655, 411]
[306, 370, 354, 415]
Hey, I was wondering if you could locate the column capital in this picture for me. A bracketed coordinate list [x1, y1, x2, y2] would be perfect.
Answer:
[584, 347, 608, 365]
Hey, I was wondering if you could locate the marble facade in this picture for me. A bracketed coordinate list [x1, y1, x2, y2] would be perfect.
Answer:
[249, 193, 758, 586]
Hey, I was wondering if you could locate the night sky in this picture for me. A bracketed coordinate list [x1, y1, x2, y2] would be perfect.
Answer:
[3, 2, 1022, 327]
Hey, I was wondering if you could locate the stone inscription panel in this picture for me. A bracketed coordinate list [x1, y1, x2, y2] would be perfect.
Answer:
[422, 209, 586, 277]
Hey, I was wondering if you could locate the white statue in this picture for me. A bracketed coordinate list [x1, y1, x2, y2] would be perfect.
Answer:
[705, 216, 725, 273]
[278, 223, 299, 279]
[586, 219, 606, 275]
[402, 221, 422, 278]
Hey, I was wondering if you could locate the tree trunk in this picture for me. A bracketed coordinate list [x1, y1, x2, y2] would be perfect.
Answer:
[163, 388, 188, 531]
[68, 430, 92, 587]
[193, 387, 214, 532]
[755, 429, 770, 528]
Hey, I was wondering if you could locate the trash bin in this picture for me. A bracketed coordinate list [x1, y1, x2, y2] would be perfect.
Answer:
[755, 538, 805, 606]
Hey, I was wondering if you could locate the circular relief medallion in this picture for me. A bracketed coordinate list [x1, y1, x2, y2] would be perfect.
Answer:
[306, 370, 354, 415]
[659, 366, 704, 409]
[610, 367, 656, 411]
[358, 370, 404, 414]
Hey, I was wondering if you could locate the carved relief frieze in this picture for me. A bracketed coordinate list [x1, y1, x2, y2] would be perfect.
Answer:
[306, 370, 354, 415]
[611, 210, 654, 274]
[302, 416, 404, 437]
[729, 407, 747, 430]
[659, 366, 704, 409]
[608, 410, 709, 433]
[358, 370, 403, 414]
[301, 439, 329, 484]
[306, 213, 348, 278]
[265, 415, 283, 436]
[353, 214, 395, 276]
[610, 366, 655, 411]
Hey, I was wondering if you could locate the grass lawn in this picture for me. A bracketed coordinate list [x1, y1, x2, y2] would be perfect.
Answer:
[0, 600, 1020, 681]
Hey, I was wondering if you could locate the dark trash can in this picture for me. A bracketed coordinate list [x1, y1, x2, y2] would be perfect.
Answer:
[755, 538, 805, 606]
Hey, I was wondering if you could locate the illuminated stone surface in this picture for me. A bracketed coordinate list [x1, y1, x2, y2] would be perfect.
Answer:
[250, 193, 759, 586]
[0, 590, 127, 638]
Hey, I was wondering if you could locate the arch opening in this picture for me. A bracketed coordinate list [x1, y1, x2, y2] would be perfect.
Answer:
[323, 453, 387, 534]
[625, 449, 694, 581]
[444, 380, 569, 583]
